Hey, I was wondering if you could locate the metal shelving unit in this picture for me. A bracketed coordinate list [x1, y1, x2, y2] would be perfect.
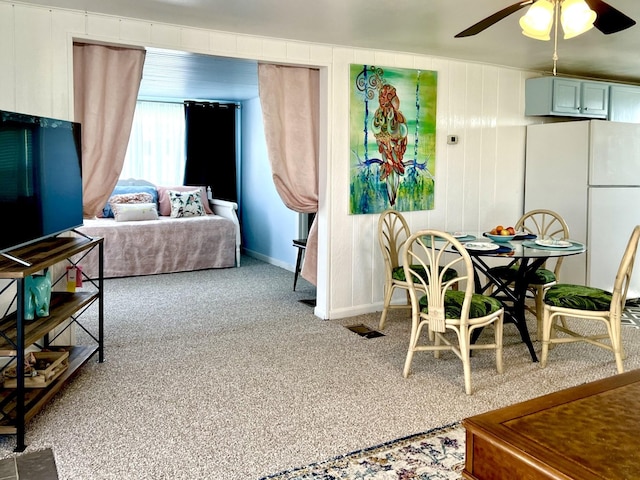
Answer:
[0, 236, 103, 451]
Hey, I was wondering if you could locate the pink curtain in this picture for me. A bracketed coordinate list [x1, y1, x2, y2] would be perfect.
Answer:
[73, 43, 146, 218]
[258, 64, 319, 285]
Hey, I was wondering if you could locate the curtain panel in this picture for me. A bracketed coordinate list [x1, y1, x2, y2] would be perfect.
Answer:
[122, 101, 186, 185]
[183, 102, 237, 202]
[73, 43, 145, 217]
[258, 64, 319, 285]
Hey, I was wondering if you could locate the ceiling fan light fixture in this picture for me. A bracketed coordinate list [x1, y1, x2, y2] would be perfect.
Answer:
[519, 0, 554, 41]
[561, 0, 597, 39]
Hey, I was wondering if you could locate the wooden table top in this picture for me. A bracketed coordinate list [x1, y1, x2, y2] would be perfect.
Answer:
[462, 369, 640, 480]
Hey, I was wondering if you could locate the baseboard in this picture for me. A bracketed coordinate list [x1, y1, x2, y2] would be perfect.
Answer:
[242, 248, 294, 272]
[327, 302, 384, 319]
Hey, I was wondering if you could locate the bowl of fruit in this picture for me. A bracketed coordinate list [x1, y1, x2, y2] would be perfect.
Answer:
[485, 225, 516, 243]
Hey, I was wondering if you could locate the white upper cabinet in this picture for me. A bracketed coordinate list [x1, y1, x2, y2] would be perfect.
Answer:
[609, 85, 640, 123]
[581, 81, 609, 117]
[525, 77, 608, 119]
[526, 76, 640, 123]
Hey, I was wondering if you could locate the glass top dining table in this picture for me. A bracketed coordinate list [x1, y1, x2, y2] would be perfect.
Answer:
[441, 232, 586, 362]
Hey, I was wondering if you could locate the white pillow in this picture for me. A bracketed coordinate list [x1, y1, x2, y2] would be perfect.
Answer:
[112, 202, 159, 222]
[168, 189, 206, 218]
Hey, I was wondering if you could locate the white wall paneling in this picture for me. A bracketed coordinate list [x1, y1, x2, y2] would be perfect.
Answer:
[14, 6, 53, 116]
[0, 3, 15, 109]
[2, 0, 542, 320]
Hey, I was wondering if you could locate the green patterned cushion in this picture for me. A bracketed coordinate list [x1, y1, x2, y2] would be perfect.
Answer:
[419, 290, 502, 319]
[488, 265, 556, 285]
[543, 284, 612, 311]
[528, 268, 556, 285]
[392, 265, 458, 283]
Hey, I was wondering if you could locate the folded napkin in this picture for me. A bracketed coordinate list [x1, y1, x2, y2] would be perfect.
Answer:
[455, 234, 476, 242]
[514, 233, 537, 240]
[482, 232, 536, 240]
[462, 244, 513, 254]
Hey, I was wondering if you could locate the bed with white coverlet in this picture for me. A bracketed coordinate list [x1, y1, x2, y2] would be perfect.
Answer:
[74, 181, 240, 278]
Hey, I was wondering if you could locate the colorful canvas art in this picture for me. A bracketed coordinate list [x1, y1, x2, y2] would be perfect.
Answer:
[349, 65, 437, 214]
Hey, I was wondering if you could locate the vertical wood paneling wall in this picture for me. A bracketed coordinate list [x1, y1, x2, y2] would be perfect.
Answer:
[0, 1, 545, 319]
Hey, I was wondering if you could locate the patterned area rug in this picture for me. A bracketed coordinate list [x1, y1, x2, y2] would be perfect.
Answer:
[260, 422, 465, 479]
[622, 305, 640, 329]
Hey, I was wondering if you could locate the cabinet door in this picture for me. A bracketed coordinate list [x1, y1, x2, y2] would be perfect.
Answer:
[551, 78, 581, 115]
[581, 81, 608, 118]
[609, 85, 640, 123]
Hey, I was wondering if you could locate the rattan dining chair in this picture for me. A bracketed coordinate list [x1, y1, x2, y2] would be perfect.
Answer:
[377, 209, 413, 330]
[377, 209, 459, 330]
[402, 230, 504, 395]
[488, 209, 570, 338]
[540, 225, 640, 374]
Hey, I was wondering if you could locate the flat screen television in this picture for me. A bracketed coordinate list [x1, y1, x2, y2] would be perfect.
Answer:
[0, 109, 83, 260]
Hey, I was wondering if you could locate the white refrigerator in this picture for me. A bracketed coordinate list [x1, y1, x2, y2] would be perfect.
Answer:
[524, 120, 640, 299]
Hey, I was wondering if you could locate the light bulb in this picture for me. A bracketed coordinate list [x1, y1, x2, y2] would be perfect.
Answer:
[561, 0, 597, 39]
[519, 0, 554, 41]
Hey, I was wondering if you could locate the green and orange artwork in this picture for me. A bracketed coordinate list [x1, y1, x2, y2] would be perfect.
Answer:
[349, 65, 437, 214]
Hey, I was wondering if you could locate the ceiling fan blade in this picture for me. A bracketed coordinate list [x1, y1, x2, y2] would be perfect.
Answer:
[455, 0, 534, 37]
[584, 0, 636, 34]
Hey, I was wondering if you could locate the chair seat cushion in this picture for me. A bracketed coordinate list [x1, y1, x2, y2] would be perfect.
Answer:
[543, 284, 612, 311]
[419, 290, 502, 319]
[488, 265, 556, 285]
[392, 265, 458, 283]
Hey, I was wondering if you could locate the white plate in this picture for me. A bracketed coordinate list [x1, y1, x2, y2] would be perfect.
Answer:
[535, 239, 572, 248]
[452, 232, 467, 238]
[464, 242, 500, 251]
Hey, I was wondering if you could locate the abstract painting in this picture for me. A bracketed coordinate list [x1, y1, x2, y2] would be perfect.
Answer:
[349, 64, 437, 214]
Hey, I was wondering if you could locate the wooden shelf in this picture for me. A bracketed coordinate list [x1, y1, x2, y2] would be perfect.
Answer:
[0, 235, 104, 450]
[0, 345, 98, 433]
[0, 237, 101, 279]
[0, 292, 99, 355]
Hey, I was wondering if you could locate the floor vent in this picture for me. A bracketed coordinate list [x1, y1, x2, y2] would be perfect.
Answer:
[345, 324, 385, 339]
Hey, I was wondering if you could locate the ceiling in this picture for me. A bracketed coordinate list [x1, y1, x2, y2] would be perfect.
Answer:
[21, 0, 640, 100]
[138, 49, 258, 102]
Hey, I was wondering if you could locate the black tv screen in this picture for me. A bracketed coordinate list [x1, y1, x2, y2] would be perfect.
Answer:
[0, 110, 83, 254]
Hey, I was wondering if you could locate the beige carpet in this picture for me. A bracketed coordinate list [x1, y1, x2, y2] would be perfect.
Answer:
[1, 256, 639, 479]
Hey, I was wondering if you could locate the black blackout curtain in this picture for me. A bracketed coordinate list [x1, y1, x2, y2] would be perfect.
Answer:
[183, 101, 237, 202]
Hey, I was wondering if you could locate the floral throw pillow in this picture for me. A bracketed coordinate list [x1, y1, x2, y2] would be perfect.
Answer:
[108, 192, 154, 212]
[103, 188, 157, 218]
[168, 190, 206, 218]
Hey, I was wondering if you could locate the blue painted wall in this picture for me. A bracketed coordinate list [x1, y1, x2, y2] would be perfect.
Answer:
[240, 97, 299, 270]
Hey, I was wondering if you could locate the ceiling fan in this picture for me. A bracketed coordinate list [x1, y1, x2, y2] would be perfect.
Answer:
[455, 0, 636, 38]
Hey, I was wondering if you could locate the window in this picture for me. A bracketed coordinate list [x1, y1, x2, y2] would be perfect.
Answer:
[121, 101, 186, 185]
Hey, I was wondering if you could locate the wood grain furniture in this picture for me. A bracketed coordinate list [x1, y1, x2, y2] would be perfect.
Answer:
[462, 369, 640, 479]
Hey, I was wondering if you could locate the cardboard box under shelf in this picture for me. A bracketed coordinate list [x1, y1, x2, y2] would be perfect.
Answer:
[3, 351, 69, 389]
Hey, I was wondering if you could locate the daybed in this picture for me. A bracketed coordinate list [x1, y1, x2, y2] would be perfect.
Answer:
[74, 182, 241, 279]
